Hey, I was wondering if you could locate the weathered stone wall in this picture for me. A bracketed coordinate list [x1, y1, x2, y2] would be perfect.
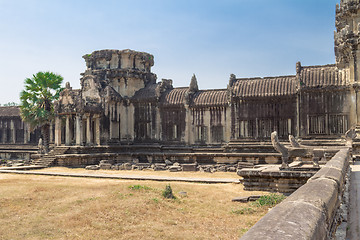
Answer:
[240, 148, 350, 240]
[299, 89, 351, 138]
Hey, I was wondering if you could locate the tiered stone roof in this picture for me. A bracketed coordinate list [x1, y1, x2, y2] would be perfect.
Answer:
[232, 76, 297, 98]
[300, 65, 346, 88]
[192, 90, 228, 106]
[160, 88, 188, 106]
[0, 106, 20, 117]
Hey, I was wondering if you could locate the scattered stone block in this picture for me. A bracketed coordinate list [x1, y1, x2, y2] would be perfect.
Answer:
[227, 166, 237, 172]
[232, 197, 249, 203]
[99, 163, 112, 170]
[86, 165, 100, 170]
[154, 163, 166, 171]
[165, 160, 172, 165]
[123, 163, 132, 170]
[169, 166, 181, 172]
[132, 165, 139, 170]
[182, 164, 197, 171]
[218, 165, 227, 172]
[248, 195, 262, 201]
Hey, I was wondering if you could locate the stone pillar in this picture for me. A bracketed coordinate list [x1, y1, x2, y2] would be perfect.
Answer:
[2, 121, 6, 143]
[75, 115, 83, 146]
[128, 104, 135, 141]
[356, 90, 360, 126]
[24, 123, 28, 144]
[65, 115, 71, 145]
[3, 121, 7, 143]
[224, 106, 231, 142]
[184, 105, 190, 144]
[49, 122, 54, 144]
[155, 106, 161, 141]
[296, 93, 301, 137]
[55, 116, 61, 146]
[10, 120, 16, 143]
[109, 118, 113, 139]
[86, 115, 92, 145]
[95, 115, 101, 146]
[206, 110, 211, 144]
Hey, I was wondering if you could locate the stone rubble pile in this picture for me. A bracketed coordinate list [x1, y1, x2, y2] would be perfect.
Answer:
[85, 160, 243, 172]
[0, 159, 31, 167]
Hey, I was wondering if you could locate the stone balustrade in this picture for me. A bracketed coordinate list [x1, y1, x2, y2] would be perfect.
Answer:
[240, 148, 350, 240]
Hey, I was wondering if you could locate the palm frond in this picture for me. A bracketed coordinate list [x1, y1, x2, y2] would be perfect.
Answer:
[20, 71, 63, 128]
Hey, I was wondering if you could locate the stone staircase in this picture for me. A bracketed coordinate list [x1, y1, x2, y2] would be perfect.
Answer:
[32, 146, 70, 167]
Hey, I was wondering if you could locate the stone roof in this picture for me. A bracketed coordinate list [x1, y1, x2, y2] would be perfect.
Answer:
[0, 106, 21, 117]
[132, 84, 158, 101]
[192, 90, 228, 106]
[232, 76, 297, 98]
[161, 88, 188, 105]
[300, 64, 346, 88]
[104, 86, 122, 101]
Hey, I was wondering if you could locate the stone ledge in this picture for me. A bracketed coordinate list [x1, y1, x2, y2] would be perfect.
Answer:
[240, 148, 350, 240]
[240, 201, 327, 240]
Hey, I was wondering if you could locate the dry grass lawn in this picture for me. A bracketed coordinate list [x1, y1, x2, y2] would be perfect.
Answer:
[0, 172, 268, 240]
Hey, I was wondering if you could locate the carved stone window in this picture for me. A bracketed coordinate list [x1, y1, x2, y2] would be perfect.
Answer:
[329, 114, 348, 134]
[308, 115, 327, 135]
[211, 125, 223, 143]
[196, 126, 207, 143]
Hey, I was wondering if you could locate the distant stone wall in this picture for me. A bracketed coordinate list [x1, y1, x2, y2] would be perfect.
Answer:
[240, 148, 350, 240]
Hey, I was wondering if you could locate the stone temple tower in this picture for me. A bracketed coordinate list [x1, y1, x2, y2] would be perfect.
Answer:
[335, 0, 360, 83]
[334, 0, 360, 127]
[82, 49, 157, 98]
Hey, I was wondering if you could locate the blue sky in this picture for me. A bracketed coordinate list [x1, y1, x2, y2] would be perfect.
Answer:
[0, 0, 339, 103]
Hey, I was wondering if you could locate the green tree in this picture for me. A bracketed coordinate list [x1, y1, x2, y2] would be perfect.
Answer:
[3, 102, 19, 106]
[20, 72, 63, 153]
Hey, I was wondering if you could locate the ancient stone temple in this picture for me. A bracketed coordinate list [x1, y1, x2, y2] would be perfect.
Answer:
[0, 0, 359, 166]
[0, 106, 40, 144]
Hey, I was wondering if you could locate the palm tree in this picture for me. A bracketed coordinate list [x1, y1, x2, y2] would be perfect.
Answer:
[20, 72, 63, 153]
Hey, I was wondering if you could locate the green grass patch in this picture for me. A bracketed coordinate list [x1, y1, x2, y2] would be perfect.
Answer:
[253, 193, 286, 207]
[128, 185, 152, 191]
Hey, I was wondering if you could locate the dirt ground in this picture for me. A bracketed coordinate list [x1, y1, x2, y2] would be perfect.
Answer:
[0, 170, 268, 240]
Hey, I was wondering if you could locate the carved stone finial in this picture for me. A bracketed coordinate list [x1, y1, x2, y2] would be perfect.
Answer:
[189, 74, 198, 92]
[289, 135, 301, 147]
[345, 127, 357, 147]
[296, 62, 301, 75]
[271, 131, 289, 169]
[65, 82, 71, 89]
[155, 79, 173, 97]
[229, 74, 236, 87]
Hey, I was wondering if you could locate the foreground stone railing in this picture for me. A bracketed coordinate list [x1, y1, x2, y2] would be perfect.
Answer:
[240, 148, 350, 240]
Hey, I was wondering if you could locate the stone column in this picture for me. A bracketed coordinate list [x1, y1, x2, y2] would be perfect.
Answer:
[95, 115, 101, 146]
[184, 105, 191, 144]
[23, 123, 28, 144]
[296, 93, 301, 137]
[224, 106, 231, 142]
[75, 115, 83, 146]
[155, 106, 161, 141]
[2, 121, 6, 143]
[65, 115, 71, 145]
[86, 115, 92, 145]
[109, 118, 113, 139]
[10, 120, 16, 143]
[3, 121, 7, 143]
[49, 121, 54, 144]
[54, 116, 61, 146]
